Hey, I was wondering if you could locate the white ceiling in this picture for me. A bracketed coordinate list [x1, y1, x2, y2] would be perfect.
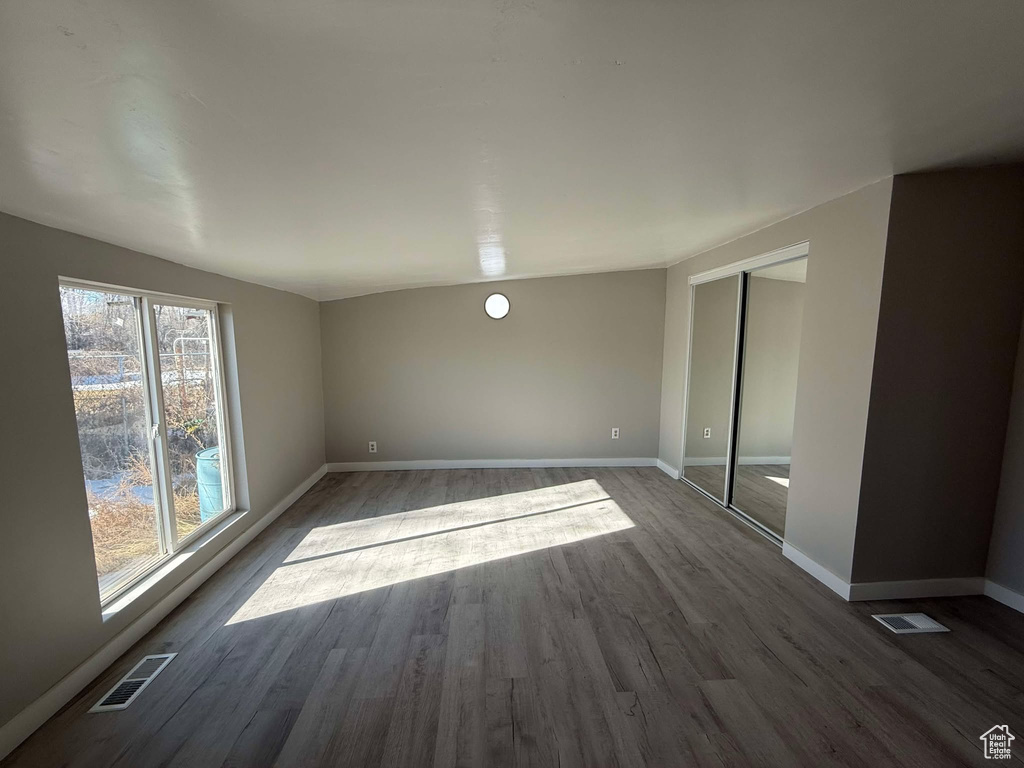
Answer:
[2, 2, 1024, 300]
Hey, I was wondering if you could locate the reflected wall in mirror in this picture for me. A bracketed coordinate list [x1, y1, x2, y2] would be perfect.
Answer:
[732, 258, 806, 536]
[682, 275, 740, 502]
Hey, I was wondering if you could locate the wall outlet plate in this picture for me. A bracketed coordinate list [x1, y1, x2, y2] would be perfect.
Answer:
[611, 427, 620, 439]
[368, 441, 377, 453]
[703, 428, 712, 439]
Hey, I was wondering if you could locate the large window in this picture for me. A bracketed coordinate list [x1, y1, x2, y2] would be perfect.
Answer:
[59, 281, 233, 604]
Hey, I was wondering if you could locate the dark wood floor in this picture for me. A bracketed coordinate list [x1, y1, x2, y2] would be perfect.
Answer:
[682, 464, 790, 535]
[6, 467, 1024, 767]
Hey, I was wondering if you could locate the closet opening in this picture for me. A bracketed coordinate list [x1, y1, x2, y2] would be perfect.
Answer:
[680, 243, 807, 542]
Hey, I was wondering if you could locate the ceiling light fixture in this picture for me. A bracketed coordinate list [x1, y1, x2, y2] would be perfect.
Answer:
[484, 293, 510, 319]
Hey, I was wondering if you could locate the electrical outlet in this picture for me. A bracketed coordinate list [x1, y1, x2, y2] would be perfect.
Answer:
[703, 427, 711, 439]
[368, 441, 377, 454]
[611, 427, 620, 439]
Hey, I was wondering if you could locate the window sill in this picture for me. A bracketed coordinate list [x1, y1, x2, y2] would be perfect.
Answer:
[101, 509, 248, 623]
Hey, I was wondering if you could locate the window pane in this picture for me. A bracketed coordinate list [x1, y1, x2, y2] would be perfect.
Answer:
[152, 305, 228, 538]
[60, 287, 163, 601]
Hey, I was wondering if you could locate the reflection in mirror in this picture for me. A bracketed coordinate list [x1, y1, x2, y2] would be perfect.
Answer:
[732, 258, 806, 536]
[682, 275, 740, 502]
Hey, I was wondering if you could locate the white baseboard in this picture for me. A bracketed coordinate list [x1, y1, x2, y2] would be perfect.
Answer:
[740, 456, 790, 466]
[984, 580, 1024, 614]
[0, 463, 328, 763]
[682, 456, 790, 467]
[656, 460, 680, 479]
[847, 577, 985, 601]
[326, 457, 658, 472]
[781, 543, 1024, 610]
[681, 457, 726, 467]
[782, 542, 852, 600]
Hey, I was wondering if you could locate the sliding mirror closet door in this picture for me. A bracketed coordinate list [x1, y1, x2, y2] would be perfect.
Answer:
[732, 258, 806, 536]
[682, 275, 741, 502]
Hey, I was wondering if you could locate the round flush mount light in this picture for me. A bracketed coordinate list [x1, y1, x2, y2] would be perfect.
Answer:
[484, 293, 510, 319]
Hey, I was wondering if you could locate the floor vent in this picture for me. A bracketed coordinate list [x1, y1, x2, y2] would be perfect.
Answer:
[872, 613, 949, 634]
[89, 653, 176, 713]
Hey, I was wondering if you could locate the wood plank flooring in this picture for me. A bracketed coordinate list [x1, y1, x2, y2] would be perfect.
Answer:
[5, 467, 1024, 767]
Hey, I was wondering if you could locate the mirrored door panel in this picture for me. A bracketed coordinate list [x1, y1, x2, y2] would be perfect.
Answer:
[732, 258, 806, 536]
[682, 275, 740, 502]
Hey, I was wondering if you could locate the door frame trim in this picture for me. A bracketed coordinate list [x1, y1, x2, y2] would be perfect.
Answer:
[688, 241, 809, 286]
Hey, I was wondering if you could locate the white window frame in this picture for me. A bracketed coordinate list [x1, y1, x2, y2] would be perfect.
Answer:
[60, 277, 236, 606]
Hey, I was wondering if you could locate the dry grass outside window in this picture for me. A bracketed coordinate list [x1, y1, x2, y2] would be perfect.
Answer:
[88, 455, 202, 579]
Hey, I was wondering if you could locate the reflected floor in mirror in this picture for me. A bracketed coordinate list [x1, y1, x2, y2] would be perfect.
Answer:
[6, 467, 1024, 768]
[684, 464, 789, 536]
[681, 462, 728, 501]
[732, 464, 790, 536]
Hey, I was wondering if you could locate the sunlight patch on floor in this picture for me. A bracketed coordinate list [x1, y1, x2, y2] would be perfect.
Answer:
[227, 481, 632, 624]
[765, 475, 790, 488]
[283, 479, 613, 563]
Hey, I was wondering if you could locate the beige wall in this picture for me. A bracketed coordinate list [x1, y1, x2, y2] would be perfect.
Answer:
[852, 168, 1024, 583]
[660, 179, 893, 580]
[988, 307, 1024, 594]
[0, 212, 325, 729]
[736, 276, 805, 460]
[320, 270, 666, 463]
